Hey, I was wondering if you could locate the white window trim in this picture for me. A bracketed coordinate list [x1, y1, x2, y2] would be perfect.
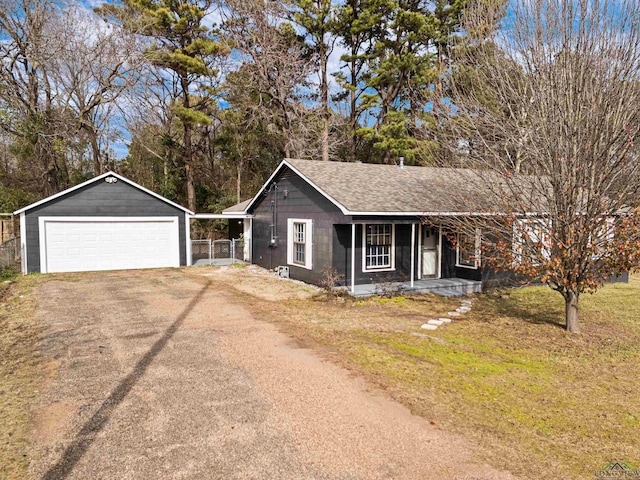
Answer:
[588, 217, 616, 252]
[456, 228, 481, 270]
[512, 218, 550, 267]
[287, 218, 313, 270]
[362, 223, 396, 273]
[38, 216, 180, 274]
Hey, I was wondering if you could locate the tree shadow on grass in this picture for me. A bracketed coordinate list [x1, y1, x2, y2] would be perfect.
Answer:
[41, 280, 211, 480]
[483, 292, 566, 329]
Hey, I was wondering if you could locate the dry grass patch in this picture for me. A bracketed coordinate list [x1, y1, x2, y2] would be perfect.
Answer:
[0, 275, 43, 479]
[205, 268, 640, 480]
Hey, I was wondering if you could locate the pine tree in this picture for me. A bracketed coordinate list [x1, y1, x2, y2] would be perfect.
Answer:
[97, 0, 226, 211]
[335, 0, 468, 163]
[292, 0, 337, 161]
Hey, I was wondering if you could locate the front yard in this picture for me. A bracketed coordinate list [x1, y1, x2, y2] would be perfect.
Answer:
[207, 267, 640, 479]
[1, 266, 638, 479]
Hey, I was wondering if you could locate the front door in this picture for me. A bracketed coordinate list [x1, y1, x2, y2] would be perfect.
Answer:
[421, 226, 439, 278]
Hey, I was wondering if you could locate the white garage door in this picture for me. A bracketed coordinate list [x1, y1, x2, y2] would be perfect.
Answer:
[40, 216, 180, 273]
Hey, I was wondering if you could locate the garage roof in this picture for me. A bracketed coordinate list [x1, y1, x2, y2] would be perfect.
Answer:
[14, 171, 194, 215]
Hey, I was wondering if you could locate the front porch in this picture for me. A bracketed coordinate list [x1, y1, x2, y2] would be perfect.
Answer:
[339, 221, 483, 297]
[344, 277, 482, 297]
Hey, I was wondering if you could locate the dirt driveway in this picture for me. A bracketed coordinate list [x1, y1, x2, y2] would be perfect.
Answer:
[30, 269, 516, 480]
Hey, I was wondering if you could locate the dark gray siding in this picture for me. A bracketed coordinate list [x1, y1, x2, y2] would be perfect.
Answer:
[440, 236, 482, 282]
[250, 167, 348, 285]
[24, 179, 188, 273]
[332, 224, 351, 285]
[333, 223, 419, 286]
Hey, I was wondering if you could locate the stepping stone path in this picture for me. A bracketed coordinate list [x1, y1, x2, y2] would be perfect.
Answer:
[420, 298, 474, 331]
[420, 324, 438, 330]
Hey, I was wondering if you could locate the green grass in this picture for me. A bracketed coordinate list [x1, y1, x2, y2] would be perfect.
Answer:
[225, 273, 640, 479]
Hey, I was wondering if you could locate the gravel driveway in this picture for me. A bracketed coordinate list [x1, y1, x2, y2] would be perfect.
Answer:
[30, 269, 516, 480]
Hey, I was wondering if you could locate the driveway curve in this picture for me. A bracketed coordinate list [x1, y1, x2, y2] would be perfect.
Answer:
[30, 269, 516, 480]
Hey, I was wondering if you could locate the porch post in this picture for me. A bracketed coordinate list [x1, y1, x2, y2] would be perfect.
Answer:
[410, 223, 415, 288]
[351, 223, 356, 294]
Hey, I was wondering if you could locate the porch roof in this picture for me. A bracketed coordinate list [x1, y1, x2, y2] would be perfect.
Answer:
[191, 213, 252, 220]
[222, 199, 252, 214]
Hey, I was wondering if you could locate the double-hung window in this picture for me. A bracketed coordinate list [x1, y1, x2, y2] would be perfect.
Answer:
[513, 219, 550, 266]
[287, 219, 312, 269]
[363, 224, 395, 272]
[293, 222, 306, 264]
[456, 229, 481, 269]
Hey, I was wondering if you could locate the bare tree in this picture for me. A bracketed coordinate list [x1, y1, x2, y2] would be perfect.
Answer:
[440, 0, 640, 332]
[118, 63, 183, 194]
[49, 5, 142, 175]
[221, 0, 317, 159]
[0, 0, 71, 194]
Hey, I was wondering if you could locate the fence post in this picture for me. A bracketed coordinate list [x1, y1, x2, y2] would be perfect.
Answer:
[209, 239, 212, 265]
[231, 239, 235, 263]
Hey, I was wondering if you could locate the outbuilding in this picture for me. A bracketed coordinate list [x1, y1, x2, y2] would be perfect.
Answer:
[15, 172, 193, 274]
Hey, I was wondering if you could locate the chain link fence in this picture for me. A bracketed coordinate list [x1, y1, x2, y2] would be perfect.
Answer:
[191, 238, 249, 266]
[0, 237, 21, 272]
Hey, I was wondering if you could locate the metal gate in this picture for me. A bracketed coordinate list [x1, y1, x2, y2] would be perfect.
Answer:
[191, 238, 249, 266]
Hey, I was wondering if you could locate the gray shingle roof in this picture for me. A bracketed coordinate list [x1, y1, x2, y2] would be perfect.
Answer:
[223, 199, 252, 214]
[285, 159, 511, 214]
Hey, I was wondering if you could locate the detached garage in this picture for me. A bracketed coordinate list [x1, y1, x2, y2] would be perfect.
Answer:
[15, 172, 193, 274]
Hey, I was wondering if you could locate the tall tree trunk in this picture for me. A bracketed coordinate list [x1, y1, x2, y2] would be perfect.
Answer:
[88, 127, 102, 175]
[565, 290, 580, 333]
[321, 47, 329, 161]
[163, 154, 169, 192]
[184, 123, 195, 211]
[236, 160, 242, 202]
[282, 123, 292, 158]
[350, 35, 357, 163]
[181, 76, 196, 212]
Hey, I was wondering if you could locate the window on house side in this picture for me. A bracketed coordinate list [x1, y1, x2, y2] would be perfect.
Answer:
[287, 219, 312, 269]
[364, 224, 394, 271]
[457, 230, 481, 269]
[293, 222, 306, 265]
[513, 219, 550, 266]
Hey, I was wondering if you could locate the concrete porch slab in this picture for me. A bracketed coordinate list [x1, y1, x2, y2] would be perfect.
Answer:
[343, 278, 482, 298]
